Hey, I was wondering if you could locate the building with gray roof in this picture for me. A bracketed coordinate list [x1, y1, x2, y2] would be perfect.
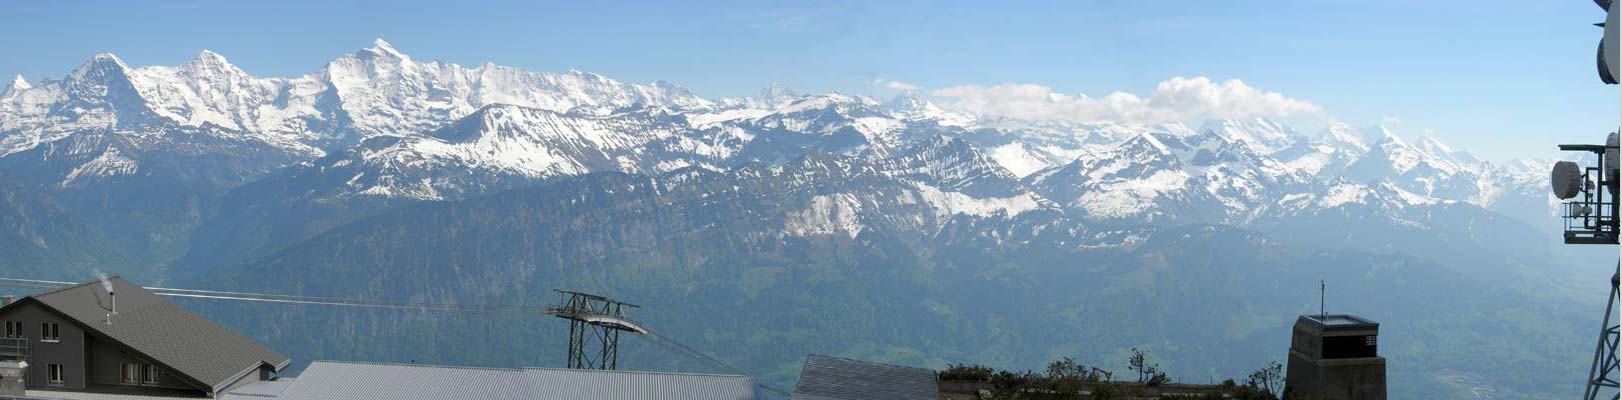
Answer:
[262, 361, 758, 400]
[0, 277, 288, 398]
[791, 354, 938, 400]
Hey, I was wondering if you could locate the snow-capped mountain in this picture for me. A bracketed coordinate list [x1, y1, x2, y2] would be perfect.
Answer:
[0, 39, 1568, 269]
[1275, 123, 1368, 177]
[0, 38, 1593, 400]
[1022, 126, 1315, 224]
[0, 39, 717, 165]
[1199, 117, 1299, 154]
[0, 40, 733, 261]
[1340, 126, 1490, 204]
[878, 135, 1030, 198]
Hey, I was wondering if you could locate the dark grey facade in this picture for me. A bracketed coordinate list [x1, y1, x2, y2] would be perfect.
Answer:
[2, 301, 85, 390]
[0, 277, 289, 398]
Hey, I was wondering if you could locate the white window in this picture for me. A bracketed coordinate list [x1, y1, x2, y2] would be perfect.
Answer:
[40, 323, 58, 342]
[120, 362, 140, 384]
[2, 321, 13, 338]
[47, 364, 63, 384]
[142, 363, 158, 384]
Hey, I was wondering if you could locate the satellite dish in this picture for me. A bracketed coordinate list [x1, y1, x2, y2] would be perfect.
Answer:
[1553, 160, 1585, 200]
[1607, 0, 1620, 84]
[1607, 132, 1619, 171]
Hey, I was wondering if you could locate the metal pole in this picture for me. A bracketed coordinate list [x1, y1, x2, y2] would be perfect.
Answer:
[1584, 271, 1621, 400]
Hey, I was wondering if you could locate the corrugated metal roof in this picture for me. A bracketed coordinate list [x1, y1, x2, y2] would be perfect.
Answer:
[274, 361, 759, 400]
[524, 367, 756, 400]
[225, 379, 295, 398]
[274, 362, 529, 400]
[13, 277, 288, 393]
[790, 355, 938, 400]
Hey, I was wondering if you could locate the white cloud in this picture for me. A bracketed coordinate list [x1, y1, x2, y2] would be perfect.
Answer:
[872, 79, 920, 91]
[1380, 116, 1404, 125]
[886, 81, 920, 91]
[929, 76, 1323, 124]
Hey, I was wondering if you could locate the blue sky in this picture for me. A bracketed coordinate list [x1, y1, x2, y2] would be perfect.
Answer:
[0, 0, 1615, 161]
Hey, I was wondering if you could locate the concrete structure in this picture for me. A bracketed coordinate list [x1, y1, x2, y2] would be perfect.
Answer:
[791, 354, 938, 400]
[0, 360, 25, 396]
[0, 277, 288, 398]
[1284, 314, 1386, 400]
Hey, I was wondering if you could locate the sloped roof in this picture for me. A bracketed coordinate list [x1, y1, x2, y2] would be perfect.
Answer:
[274, 362, 527, 400]
[791, 355, 939, 400]
[274, 361, 759, 400]
[523, 367, 757, 399]
[12, 277, 289, 393]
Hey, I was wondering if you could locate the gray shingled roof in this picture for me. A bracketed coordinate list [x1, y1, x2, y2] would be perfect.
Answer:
[16, 277, 289, 393]
[275, 361, 759, 400]
[791, 355, 939, 400]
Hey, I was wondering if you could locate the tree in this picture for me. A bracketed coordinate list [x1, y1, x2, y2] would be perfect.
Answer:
[1245, 361, 1284, 398]
[1127, 348, 1169, 386]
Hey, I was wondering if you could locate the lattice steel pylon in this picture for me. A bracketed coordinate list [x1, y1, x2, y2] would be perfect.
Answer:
[1557, 138, 1621, 400]
[1585, 271, 1621, 400]
[544, 290, 646, 370]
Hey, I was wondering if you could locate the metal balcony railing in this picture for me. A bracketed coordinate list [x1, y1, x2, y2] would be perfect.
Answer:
[0, 338, 27, 360]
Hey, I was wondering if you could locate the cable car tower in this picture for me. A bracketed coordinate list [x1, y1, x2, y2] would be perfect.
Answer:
[544, 289, 647, 370]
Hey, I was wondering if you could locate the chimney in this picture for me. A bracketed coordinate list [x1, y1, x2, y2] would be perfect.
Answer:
[1, 296, 12, 306]
[105, 291, 116, 325]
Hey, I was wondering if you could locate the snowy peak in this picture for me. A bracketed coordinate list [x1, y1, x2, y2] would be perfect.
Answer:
[177, 50, 251, 80]
[774, 92, 868, 113]
[1416, 136, 1452, 155]
[7, 75, 30, 93]
[70, 53, 132, 81]
[1122, 131, 1176, 159]
[1415, 136, 1481, 165]
[1318, 123, 1369, 152]
[1200, 117, 1297, 154]
[1360, 125, 1404, 147]
[882, 135, 1025, 197]
[190, 50, 231, 67]
[884, 93, 974, 127]
[882, 92, 941, 116]
[759, 83, 798, 108]
[359, 38, 410, 61]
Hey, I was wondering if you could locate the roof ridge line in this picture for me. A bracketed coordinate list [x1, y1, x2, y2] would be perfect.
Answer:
[806, 354, 935, 372]
[32, 278, 106, 298]
[522, 367, 752, 378]
[312, 360, 524, 372]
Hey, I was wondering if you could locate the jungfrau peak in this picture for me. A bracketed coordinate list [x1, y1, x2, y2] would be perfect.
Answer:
[366, 38, 407, 59]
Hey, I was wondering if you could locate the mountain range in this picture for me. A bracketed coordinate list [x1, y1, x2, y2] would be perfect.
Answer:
[0, 39, 1603, 399]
